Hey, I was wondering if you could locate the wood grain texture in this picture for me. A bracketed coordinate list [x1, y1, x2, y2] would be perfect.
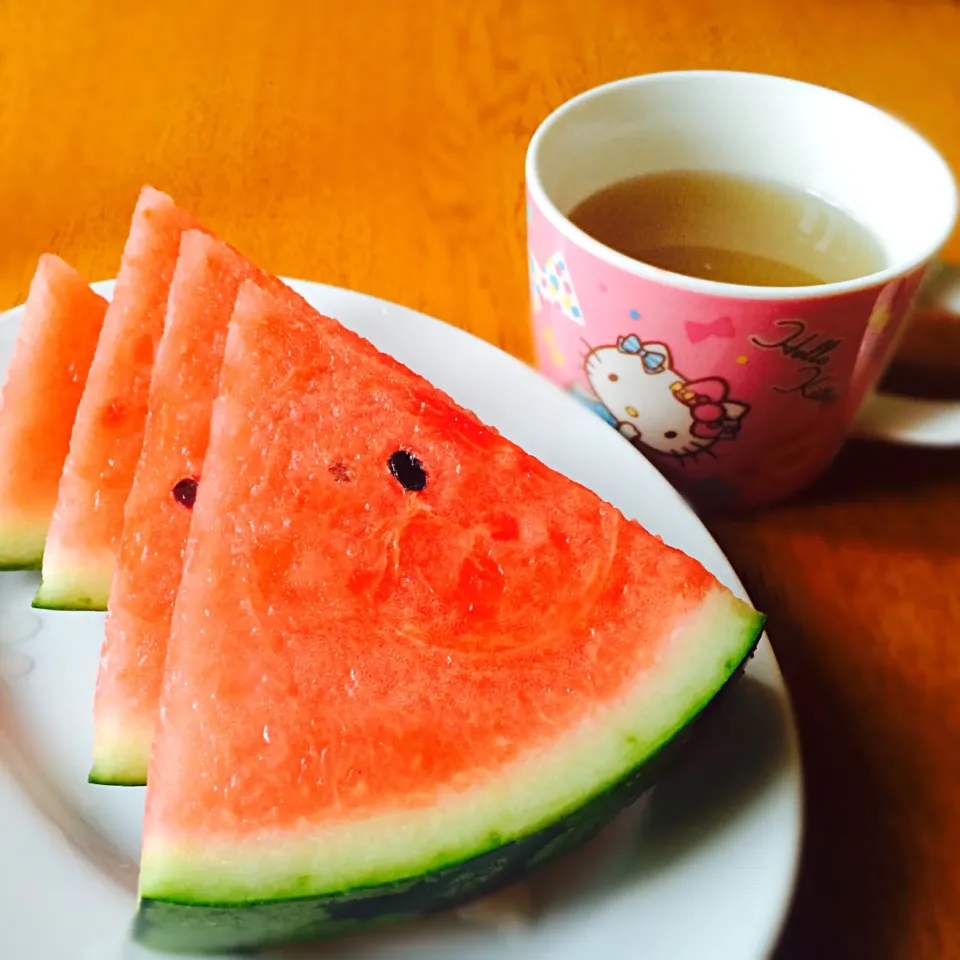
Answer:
[2, 1, 960, 956]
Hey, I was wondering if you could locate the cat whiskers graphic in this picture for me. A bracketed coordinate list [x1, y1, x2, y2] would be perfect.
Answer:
[667, 442, 719, 468]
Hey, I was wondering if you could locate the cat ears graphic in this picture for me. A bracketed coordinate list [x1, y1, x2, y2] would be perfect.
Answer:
[529, 250, 585, 325]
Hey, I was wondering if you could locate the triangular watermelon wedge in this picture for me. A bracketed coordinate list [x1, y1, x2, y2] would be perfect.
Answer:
[0, 255, 108, 569]
[136, 281, 763, 953]
[91, 230, 292, 785]
[35, 187, 197, 610]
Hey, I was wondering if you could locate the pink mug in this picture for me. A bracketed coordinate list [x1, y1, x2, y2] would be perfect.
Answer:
[525, 72, 960, 510]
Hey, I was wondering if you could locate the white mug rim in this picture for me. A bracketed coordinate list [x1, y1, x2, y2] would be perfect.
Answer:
[525, 70, 959, 302]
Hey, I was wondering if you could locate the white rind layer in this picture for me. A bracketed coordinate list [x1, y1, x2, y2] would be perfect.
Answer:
[34, 544, 114, 610]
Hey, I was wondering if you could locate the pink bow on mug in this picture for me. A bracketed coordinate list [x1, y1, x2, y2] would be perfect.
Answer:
[673, 377, 743, 440]
[684, 316, 736, 343]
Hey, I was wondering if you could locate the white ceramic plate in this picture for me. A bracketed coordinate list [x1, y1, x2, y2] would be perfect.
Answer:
[0, 280, 802, 960]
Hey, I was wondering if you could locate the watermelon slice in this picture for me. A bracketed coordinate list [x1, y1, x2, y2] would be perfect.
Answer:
[91, 230, 289, 785]
[136, 281, 763, 953]
[35, 187, 197, 610]
[0, 256, 108, 569]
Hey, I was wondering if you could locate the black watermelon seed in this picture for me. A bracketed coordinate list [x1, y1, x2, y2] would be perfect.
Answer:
[388, 450, 427, 492]
[172, 477, 199, 509]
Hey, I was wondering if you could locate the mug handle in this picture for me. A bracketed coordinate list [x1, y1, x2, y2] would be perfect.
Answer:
[852, 261, 960, 446]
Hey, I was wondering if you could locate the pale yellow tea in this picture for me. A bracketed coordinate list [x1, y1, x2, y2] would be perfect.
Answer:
[568, 170, 887, 286]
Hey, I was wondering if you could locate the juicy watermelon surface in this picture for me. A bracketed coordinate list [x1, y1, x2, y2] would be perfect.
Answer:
[91, 231, 289, 786]
[35, 187, 197, 611]
[136, 281, 763, 952]
[0, 255, 107, 570]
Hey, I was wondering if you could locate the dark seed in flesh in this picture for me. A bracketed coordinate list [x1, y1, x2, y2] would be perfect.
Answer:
[388, 450, 427, 492]
[172, 477, 199, 509]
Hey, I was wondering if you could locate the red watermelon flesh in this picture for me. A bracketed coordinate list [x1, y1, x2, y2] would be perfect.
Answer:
[0, 255, 108, 569]
[91, 230, 291, 785]
[35, 187, 197, 610]
[138, 280, 761, 942]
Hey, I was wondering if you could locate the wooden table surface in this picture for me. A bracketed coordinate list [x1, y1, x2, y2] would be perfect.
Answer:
[3, 1, 960, 956]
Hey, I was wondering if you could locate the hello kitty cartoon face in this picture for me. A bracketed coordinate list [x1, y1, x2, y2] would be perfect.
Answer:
[584, 334, 749, 461]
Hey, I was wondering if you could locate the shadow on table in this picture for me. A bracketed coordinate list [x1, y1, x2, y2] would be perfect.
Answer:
[761, 622, 918, 960]
[797, 439, 960, 506]
[715, 438, 960, 559]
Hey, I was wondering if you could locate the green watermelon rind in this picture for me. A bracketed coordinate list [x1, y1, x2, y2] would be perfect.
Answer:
[31, 557, 113, 611]
[31, 591, 107, 612]
[135, 605, 764, 954]
[89, 719, 153, 786]
[0, 524, 47, 570]
[89, 772, 146, 786]
[89, 759, 149, 785]
[0, 557, 42, 572]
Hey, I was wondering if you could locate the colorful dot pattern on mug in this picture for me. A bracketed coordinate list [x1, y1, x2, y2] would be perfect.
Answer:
[529, 251, 585, 324]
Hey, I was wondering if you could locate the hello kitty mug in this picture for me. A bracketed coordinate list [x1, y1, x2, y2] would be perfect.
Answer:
[525, 71, 960, 510]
